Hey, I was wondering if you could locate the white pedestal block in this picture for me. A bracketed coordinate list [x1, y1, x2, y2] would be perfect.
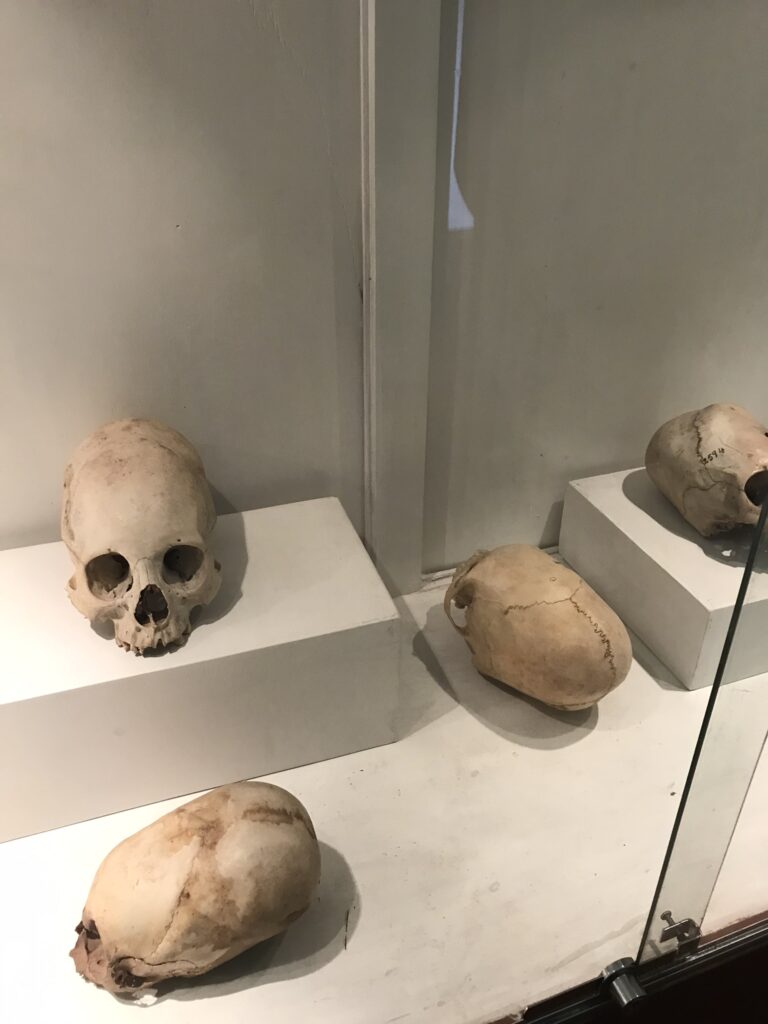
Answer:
[0, 498, 399, 842]
[559, 468, 768, 690]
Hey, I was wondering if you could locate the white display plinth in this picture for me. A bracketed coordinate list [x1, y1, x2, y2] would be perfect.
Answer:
[0, 498, 399, 842]
[559, 468, 768, 690]
[5, 584, 768, 1024]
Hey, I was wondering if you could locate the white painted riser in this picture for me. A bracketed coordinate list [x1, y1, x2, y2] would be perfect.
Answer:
[0, 498, 400, 841]
[560, 468, 768, 689]
[3, 584, 767, 1023]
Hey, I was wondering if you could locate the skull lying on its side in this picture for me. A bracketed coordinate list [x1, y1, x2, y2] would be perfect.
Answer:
[71, 782, 321, 994]
[645, 403, 768, 537]
[61, 419, 221, 654]
[444, 545, 632, 710]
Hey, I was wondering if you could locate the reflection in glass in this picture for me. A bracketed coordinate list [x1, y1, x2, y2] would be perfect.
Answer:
[637, 501, 768, 963]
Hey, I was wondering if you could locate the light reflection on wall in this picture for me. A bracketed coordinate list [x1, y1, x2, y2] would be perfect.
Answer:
[448, 0, 475, 232]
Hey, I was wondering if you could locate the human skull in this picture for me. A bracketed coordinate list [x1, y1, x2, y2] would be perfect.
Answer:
[445, 545, 632, 710]
[61, 419, 222, 654]
[645, 403, 768, 537]
[71, 781, 321, 994]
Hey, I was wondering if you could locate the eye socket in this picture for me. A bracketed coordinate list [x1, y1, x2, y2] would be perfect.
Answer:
[162, 545, 204, 584]
[86, 553, 131, 599]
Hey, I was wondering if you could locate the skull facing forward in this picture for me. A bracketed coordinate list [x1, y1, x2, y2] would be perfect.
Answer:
[61, 419, 221, 654]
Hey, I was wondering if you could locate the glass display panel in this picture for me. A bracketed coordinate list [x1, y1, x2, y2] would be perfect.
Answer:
[638, 500, 768, 963]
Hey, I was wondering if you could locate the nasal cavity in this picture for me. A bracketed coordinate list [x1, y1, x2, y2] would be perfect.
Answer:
[134, 585, 169, 626]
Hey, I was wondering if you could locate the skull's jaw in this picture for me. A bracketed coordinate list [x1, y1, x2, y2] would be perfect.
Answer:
[67, 586, 192, 654]
[113, 616, 192, 656]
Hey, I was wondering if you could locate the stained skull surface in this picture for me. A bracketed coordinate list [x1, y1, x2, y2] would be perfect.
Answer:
[445, 545, 632, 710]
[71, 782, 321, 994]
[61, 418, 221, 653]
[645, 403, 768, 536]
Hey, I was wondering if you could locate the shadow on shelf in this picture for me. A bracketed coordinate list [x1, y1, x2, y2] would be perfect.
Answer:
[195, 486, 248, 629]
[159, 842, 359, 1002]
[628, 633, 687, 695]
[410, 603, 598, 750]
[393, 596, 459, 740]
[622, 468, 767, 573]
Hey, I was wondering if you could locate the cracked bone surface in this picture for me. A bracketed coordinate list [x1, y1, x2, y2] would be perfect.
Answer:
[645, 403, 768, 537]
[70, 782, 321, 995]
[61, 418, 221, 654]
[444, 545, 632, 710]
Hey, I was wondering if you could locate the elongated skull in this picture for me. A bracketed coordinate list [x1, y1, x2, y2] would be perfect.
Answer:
[445, 545, 632, 710]
[61, 419, 221, 653]
[645, 403, 768, 536]
[71, 782, 321, 993]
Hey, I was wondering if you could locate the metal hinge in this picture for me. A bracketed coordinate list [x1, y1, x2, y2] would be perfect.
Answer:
[601, 957, 646, 1008]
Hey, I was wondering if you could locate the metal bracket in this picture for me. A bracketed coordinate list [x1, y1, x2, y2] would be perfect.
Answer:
[601, 957, 645, 1008]
[660, 910, 701, 955]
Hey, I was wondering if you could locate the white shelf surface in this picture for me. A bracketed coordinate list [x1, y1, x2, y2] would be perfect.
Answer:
[564, 468, 768, 609]
[560, 468, 768, 689]
[0, 497, 396, 703]
[2, 581, 767, 1024]
[0, 497, 400, 840]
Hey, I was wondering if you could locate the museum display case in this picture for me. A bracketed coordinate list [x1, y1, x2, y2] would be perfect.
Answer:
[2, 2, 768, 1022]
